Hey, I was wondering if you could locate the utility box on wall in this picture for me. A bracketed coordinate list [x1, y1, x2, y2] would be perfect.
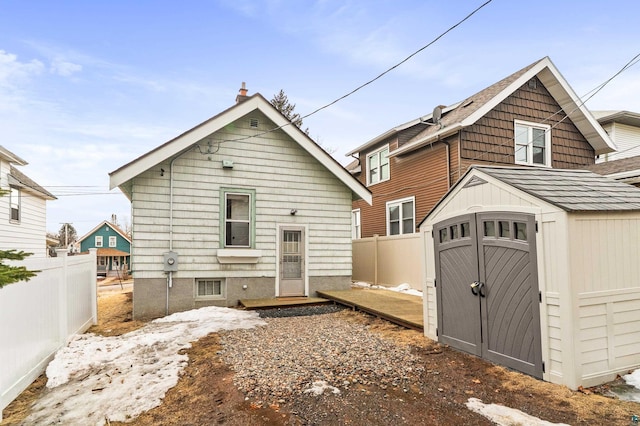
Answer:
[163, 251, 179, 272]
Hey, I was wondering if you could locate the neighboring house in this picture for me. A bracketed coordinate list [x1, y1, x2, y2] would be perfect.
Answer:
[347, 57, 615, 238]
[0, 145, 56, 258]
[592, 110, 640, 162]
[421, 165, 640, 389]
[77, 220, 131, 277]
[587, 154, 640, 187]
[109, 85, 371, 319]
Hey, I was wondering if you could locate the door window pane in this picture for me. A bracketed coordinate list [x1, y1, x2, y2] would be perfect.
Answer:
[439, 228, 449, 243]
[499, 221, 510, 238]
[461, 222, 470, 238]
[514, 222, 527, 241]
[450, 225, 458, 240]
[484, 221, 495, 237]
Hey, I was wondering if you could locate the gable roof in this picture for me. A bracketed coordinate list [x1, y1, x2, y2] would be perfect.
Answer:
[0, 145, 28, 165]
[8, 165, 57, 200]
[77, 220, 131, 244]
[390, 57, 615, 157]
[110, 93, 371, 205]
[344, 102, 461, 157]
[421, 165, 640, 227]
[592, 110, 640, 128]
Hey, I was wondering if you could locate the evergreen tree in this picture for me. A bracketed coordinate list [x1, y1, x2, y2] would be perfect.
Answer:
[57, 223, 78, 247]
[0, 188, 38, 288]
[270, 89, 310, 135]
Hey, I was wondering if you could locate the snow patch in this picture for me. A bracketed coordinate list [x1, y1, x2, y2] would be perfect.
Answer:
[26, 306, 265, 426]
[466, 398, 570, 426]
[303, 381, 341, 396]
[352, 281, 423, 298]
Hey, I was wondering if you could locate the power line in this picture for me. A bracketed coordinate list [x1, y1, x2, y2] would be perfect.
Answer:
[209, 0, 493, 146]
[369, 51, 640, 200]
[298, 0, 494, 122]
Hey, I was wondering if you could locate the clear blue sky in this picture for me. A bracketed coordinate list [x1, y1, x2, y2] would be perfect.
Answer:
[2, 0, 639, 236]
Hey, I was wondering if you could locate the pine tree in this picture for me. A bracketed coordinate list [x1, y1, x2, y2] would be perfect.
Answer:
[0, 188, 38, 288]
[270, 89, 310, 135]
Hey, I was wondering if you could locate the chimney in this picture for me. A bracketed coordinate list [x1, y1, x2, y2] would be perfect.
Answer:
[236, 82, 249, 104]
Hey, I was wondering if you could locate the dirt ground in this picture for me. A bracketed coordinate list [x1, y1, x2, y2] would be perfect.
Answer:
[3, 290, 640, 425]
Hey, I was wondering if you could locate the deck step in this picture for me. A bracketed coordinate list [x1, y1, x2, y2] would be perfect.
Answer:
[239, 296, 331, 309]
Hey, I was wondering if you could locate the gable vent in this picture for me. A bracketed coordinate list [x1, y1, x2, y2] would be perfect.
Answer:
[463, 176, 487, 189]
[250, 118, 259, 128]
[528, 78, 538, 90]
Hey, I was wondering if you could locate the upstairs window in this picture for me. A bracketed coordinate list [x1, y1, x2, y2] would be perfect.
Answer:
[515, 120, 551, 166]
[95, 236, 103, 247]
[386, 197, 415, 236]
[109, 236, 117, 247]
[9, 186, 20, 222]
[367, 146, 389, 185]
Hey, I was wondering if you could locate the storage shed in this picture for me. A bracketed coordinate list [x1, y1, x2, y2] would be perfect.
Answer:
[420, 165, 640, 389]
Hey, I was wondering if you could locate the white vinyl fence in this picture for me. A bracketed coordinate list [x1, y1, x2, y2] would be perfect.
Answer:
[0, 248, 97, 421]
[352, 233, 422, 290]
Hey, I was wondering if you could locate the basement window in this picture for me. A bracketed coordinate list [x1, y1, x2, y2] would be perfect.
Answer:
[196, 278, 225, 299]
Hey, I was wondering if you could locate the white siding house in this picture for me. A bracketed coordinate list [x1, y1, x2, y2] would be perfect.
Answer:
[0, 146, 56, 258]
[110, 89, 371, 319]
[593, 110, 640, 162]
[421, 166, 640, 389]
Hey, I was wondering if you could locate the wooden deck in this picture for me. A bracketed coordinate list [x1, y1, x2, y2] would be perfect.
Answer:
[317, 289, 423, 331]
[239, 296, 331, 309]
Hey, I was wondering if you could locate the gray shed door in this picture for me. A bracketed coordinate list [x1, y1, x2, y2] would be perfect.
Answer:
[434, 213, 543, 378]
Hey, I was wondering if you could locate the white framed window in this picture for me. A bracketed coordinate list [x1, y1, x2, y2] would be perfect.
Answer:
[386, 196, 415, 236]
[95, 236, 103, 247]
[366, 145, 390, 185]
[9, 186, 20, 222]
[109, 236, 117, 247]
[351, 209, 361, 239]
[196, 278, 225, 299]
[514, 120, 551, 166]
[225, 192, 251, 247]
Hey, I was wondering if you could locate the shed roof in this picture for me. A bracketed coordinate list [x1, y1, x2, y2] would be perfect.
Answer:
[475, 166, 640, 212]
[421, 166, 640, 227]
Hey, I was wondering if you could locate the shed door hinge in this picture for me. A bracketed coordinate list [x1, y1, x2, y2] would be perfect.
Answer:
[542, 361, 545, 373]
[539, 291, 542, 303]
[434, 278, 437, 288]
[436, 327, 438, 337]
[535, 221, 539, 233]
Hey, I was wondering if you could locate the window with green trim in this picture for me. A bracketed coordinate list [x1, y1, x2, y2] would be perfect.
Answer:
[220, 188, 256, 248]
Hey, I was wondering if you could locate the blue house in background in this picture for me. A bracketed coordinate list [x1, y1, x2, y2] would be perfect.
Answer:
[78, 220, 131, 278]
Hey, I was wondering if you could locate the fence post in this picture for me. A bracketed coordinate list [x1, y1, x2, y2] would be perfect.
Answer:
[55, 249, 69, 345]
[373, 234, 379, 285]
[89, 248, 98, 325]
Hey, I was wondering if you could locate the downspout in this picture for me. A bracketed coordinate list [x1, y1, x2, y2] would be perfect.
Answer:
[457, 130, 462, 182]
[443, 140, 451, 189]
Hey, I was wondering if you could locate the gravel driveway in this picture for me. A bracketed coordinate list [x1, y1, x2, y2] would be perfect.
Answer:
[220, 306, 424, 405]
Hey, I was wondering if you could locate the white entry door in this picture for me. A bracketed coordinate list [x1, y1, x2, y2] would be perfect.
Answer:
[278, 226, 305, 297]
